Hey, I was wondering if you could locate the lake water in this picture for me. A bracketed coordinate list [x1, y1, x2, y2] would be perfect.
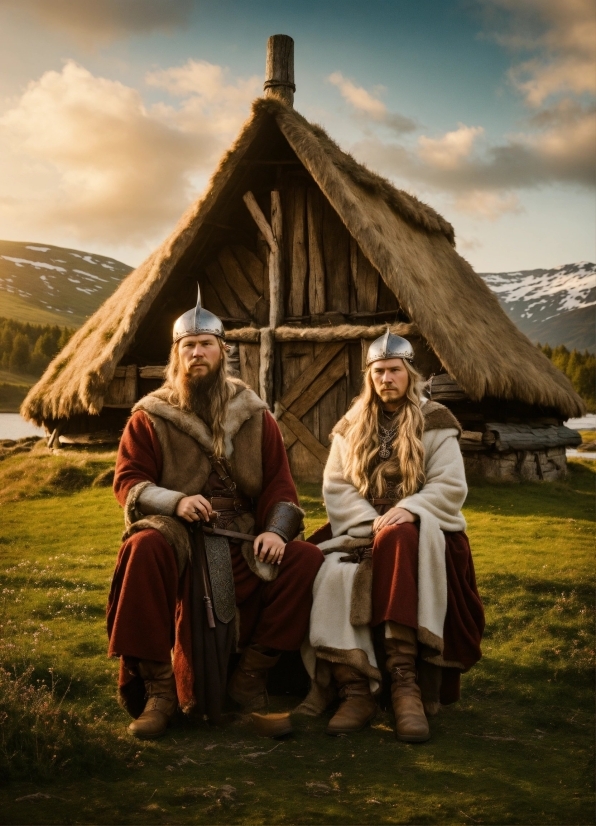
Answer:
[1, 412, 595, 454]
[0, 413, 45, 440]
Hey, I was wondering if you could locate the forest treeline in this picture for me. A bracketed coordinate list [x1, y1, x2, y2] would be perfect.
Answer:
[539, 344, 595, 411]
[0, 318, 74, 375]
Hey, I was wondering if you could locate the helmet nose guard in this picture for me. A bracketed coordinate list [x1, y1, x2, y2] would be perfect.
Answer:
[366, 328, 414, 366]
[173, 284, 225, 343]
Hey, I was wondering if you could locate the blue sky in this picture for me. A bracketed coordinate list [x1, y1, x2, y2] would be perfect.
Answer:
[0, 0, 593, 272]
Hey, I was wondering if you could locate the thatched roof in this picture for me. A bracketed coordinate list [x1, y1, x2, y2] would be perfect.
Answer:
[22, 97, 584, 425]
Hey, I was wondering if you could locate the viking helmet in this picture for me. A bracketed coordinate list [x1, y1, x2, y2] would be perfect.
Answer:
[173, 284, 225, 343]
[366, 328, 414, 366]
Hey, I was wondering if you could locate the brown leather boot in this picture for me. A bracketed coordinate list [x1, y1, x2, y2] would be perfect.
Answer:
[326, 663, 377, 735]
[385, 628, 430, 743]
[228, 646, 281, 711]
[128, 660, 177, 739]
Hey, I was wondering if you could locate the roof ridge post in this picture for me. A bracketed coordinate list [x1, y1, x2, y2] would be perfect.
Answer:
[264, 34, 295, 107]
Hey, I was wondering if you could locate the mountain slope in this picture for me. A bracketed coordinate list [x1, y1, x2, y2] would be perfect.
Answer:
[1, 240, 593, 353]
[480, 262, 595, 352]
[0, 240, 132, 327]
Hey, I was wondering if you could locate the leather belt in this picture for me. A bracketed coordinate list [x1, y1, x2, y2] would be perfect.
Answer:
[203, 525, 256, 543]
[210, 495, 252, 513]
[369, 497, 394, 506]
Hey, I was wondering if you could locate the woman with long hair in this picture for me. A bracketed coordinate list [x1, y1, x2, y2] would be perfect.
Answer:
[300, 331, 484, 742]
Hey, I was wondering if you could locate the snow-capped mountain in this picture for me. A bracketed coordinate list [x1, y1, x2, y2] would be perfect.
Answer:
[480, 262, 596, 352]
[0, 240, 132, 327]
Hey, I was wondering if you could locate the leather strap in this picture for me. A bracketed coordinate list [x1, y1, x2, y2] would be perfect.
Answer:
[370, 497, 394, 506]
[203, 525, 256, 543]
[210, 495, 251, 512]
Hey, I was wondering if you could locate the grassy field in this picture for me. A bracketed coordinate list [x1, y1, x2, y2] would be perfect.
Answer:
[0, 448, 593, 825]
[0, 368, 41, 413]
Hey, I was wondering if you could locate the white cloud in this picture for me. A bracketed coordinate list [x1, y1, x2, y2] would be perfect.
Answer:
[328, 71, 416, 134]
[481, 0, 596, 105]
[0, 59, 257, 247]
[146, 60, 260, 136]
[454, 190, 522, 220]
[417, 125, 484, 170]
[326, 0, 595, 224]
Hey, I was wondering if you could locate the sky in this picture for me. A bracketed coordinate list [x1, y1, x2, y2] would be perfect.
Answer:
[0, 0, 594, 273]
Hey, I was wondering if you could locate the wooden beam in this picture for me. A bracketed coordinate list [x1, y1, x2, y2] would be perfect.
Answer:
[323, 199, 350, 314]
[307, 188, 325, 315]
[279, 342, 344, 410]
[243, 192, 275, 248]
[139, 366, 165, 379]
[103, 364, 138, 408]
[278, 405, 329, 465]
[278, 348, 347, 450]
[232, 245, 265, 294]
[201, 279, 228, 318]
[270, 190, 284, 328]
[218, 247, 261, 315]
[239, 343, 260, 393]
[288, 187, 307, 317]
[352, 243, 379, 313]
[205, 261, 249, 320]
[288, 352, 347, 420]
[259, 326, 275, 407]
[243, 190, 284, 328]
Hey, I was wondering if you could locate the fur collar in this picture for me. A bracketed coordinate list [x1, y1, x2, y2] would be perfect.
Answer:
[132, 378, 267, 458]
[421, 400, 462, 436]
[332, 397, 461, 438]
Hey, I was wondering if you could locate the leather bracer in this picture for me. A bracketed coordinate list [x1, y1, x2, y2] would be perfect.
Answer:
[265, 501, 304, 543]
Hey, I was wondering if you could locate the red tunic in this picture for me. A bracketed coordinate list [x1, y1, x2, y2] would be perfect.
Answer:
[107, 409, 323, 714]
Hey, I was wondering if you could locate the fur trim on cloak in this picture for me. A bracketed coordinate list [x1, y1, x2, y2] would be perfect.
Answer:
[123, 380, 278, 582]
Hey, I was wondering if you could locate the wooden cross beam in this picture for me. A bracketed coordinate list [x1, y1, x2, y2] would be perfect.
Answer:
[275, 342, 348, 463]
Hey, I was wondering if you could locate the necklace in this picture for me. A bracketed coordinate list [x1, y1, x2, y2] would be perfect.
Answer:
[378, 422, 397, 460]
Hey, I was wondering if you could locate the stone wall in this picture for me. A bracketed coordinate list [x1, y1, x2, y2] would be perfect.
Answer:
[464, 446, 567, 482]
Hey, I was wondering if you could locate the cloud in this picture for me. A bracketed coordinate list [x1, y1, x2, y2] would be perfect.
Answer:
[480, 0, 596, 105]
[417, 125, 485, 170]
[356, 104, 595, 193]
[146, 60, 260, 134]
[453, 190, 522, 220]
[0, 60, 256, 246]
[328, 72, 416, 134]
[326, 1, 595, 223]
[2, 0, 192, 44]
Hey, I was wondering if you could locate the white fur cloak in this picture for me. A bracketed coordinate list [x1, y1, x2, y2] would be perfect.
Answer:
[302, 399, 467, 692]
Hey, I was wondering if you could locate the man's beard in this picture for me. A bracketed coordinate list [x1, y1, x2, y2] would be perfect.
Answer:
[180, 363, 221, 423]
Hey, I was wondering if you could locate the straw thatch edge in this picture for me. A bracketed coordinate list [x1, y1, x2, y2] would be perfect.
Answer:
[21, 97, 585, 425]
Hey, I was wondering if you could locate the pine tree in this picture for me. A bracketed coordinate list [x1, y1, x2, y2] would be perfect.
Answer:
[9, 333, 31, 373]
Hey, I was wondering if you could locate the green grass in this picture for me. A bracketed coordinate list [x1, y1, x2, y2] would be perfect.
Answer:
[0, 292, 83, 328]
[0, 367, 40, 412]
[0, 456, 593, 824]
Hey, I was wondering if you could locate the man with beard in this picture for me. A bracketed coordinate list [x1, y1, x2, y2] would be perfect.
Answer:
[107, 290, 324, 739]
[301, 331, 484, 742]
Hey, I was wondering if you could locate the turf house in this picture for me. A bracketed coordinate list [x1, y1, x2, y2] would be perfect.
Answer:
[22, 35, 583, 482]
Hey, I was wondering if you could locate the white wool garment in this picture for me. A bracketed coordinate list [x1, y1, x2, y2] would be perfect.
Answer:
[307, 422, 467, 677]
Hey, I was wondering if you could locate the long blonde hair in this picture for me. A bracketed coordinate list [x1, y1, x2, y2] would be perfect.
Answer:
[342, 359, 425, 499]
[163, 338, 233, 459]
